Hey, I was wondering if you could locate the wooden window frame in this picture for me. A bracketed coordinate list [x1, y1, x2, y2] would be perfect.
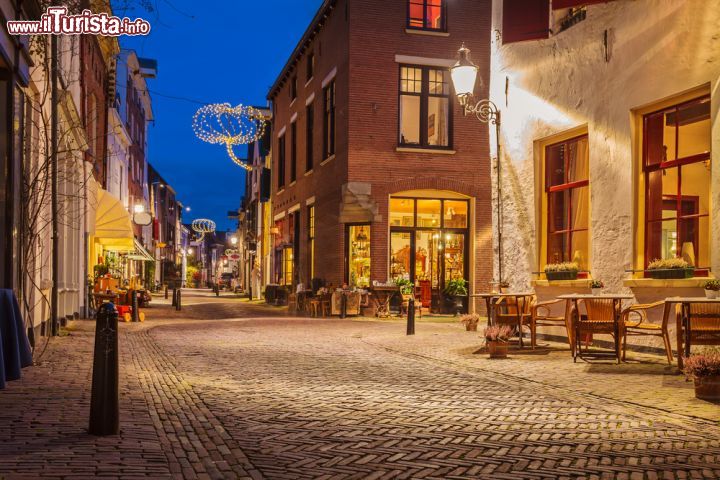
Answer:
[642, 95, 711, 272]
[544, 135, 589, 267]
[323, 80, 336, 159]
[307, 205, 315, 282]
[407, 0, 447, 32]
[398, 64, 453, 150]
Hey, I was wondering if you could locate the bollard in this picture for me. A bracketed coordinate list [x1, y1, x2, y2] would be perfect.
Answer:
[406, 298, 415, 336]
[172, 288, 177, 307]
[175, 288, 182, 311]
[214, 284, 220, 297]
[340, 293, 347, 319]
[164, 285, 168, 299]
[89, 303, 119, 436]
[131, 289, 139, 323]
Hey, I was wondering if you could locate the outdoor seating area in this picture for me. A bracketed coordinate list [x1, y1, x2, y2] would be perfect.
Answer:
[473, 290, 720, 371]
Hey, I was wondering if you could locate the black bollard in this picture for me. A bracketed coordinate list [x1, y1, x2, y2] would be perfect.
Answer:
[171, 288, 177, 307]
[340, 293, 347, 319]
[407, 298, 415, 336]
[164, 285, 168, 299]
[131, 290, 139, 323]
[89, 303, 119, 436]
[176, 288, 182, 311]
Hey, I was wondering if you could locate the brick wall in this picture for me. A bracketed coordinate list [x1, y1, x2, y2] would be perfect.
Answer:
[81, 35, 108, 188]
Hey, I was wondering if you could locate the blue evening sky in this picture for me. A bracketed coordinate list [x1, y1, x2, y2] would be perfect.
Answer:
[117, 1, 321, 231]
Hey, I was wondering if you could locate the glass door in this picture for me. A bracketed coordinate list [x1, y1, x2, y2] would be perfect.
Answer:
[442, 232, 466, 285]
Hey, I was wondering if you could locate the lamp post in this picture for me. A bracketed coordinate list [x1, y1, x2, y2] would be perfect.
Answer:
[450, 44, 504, 285]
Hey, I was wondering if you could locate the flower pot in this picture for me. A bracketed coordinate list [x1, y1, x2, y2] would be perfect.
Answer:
[546, 271, 578, 281]
[487, 340, 508, 359]
[465, 323, 478, 332]
[591, 288, 602, 296]
[704, 289, 718, 299]
[647, 268, 695, 279]
[694, 375, 720, 401]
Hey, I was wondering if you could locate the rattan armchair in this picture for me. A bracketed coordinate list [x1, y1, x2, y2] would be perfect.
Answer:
[573, 298, 622, 362]
[530, 299, 574, 349]
[678, 302, 720, 367]
[621, 300, 674, 364]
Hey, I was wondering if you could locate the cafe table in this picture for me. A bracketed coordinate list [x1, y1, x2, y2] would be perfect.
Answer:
[0, 289, 33, 389]
[558, 293, 634, 363]
[665, 297, 720, 368]
[370, 286, 400, 318]
[472, 292, 535, 327]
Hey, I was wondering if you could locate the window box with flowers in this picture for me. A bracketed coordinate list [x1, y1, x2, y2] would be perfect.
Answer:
[544, 262, 579, 281]
[646, 258, 695, 280]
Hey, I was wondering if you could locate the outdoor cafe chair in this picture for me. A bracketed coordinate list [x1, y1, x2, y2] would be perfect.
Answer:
[530, 298, 574, 349]
[493, 295, 535, 347]
[677, 302, 720, 366]
[620, 300, 675, 364]
[573, 298, 621, 362]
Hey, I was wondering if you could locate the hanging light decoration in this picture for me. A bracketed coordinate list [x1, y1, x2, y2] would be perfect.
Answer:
[192, 103, 267, 172]
[191, 218, 216, 241]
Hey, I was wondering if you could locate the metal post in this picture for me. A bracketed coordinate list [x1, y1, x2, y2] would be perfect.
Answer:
[131, 290, 139, 323]
[407, 298, 415, 335]
[176, 288, 182, 311]
[164, 285, 168, 299]
[89, 303, 119, 436]
[171, 288, 177, 307]
[340, 293, 347, 319]
[50, 33, 59, 337]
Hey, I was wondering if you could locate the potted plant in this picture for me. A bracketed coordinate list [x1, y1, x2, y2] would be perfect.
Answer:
[590, 280, 604, 296]
[484, 325, 512, 359]
[683, 350, 720, 401]
[646, 258, 695, 279]
[460, 313, 481, 332]
[443, 278, 468, 315]
[544, 262, 579, 281]
[703, 280, 720, 299]
[499, 281, 510, 293]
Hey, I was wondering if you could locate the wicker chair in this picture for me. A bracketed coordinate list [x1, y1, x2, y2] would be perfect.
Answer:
[678, 302, 720, 368]
[620, 301, 674, 364]
[530, 299, 574, 349]
[573, 298, 621, 362]
[493, 295, 535, 347]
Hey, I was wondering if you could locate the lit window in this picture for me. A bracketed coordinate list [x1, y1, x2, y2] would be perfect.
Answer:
[643, 96, 711, 271]
[348, 225, 371, 288]
[399, 66, 451, 149]
[308, 206, 315, 281]
[408, 0, 446, 31]
[544, 135, 589, 270]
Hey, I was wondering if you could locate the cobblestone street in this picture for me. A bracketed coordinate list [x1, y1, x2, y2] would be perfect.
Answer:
[1, 290, 719, 479]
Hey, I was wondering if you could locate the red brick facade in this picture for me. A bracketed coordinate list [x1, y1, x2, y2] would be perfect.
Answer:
[81, 35, 109, 187]
[269, 0, 493, 298]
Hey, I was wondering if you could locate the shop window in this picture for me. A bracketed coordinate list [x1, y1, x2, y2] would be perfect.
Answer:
[643, 96, 711, 270]
[399, 66, 451, 149]
[408, 0, 446, 31]
[308, 206, 315, 281]
[282, 246, 293, 286]
[390, 198, 415, 227]
[444, 200, 468, 228]
[323, 80, 336, 159]
[544, 135, 589, 270]
[347, 225, 371, 288]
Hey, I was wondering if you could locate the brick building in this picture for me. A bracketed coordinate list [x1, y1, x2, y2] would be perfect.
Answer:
[268, 0, 493, 312]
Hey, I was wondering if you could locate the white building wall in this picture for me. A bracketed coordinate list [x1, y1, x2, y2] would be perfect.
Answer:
[489, 0, 720, 293]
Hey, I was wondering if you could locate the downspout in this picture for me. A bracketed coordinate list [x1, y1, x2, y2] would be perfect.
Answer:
[50, 34, 59, 336]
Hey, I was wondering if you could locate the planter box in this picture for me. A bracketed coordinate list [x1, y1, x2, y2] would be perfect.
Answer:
[694, 376, 720, 401]
[647, 268, 695, 280]
[487, 341, 508, 359]
[545, 271, 578, 281]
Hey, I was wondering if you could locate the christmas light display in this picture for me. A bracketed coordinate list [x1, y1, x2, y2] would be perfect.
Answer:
[192, 103, 266, 171]
[191, 218, 216, 241]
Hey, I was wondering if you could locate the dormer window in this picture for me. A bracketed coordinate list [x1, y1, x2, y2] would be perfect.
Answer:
[408, 0, 446, 32]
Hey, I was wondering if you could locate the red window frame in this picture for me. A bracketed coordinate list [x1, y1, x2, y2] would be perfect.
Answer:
[545, 135, 589, 266]
[407, 0, 447, 32]
[642, 95, 711, 272]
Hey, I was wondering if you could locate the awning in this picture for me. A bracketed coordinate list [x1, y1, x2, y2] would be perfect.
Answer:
[94, 188, 134, 251]
[127, 239, 155, 262]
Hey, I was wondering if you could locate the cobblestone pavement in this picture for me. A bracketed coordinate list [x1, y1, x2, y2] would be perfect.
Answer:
[1, 289, 719, 479]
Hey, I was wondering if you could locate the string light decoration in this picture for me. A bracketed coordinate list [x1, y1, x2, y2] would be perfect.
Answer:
[191, 218, 216, 241]
[224, 249, 240, 256]
[192, 103, 267, 171]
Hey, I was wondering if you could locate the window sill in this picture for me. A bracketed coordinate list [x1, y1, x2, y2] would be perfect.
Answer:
[289, 181, 297, 187]
[290, 98, 297, 108]
[320, 154, 335, 166]
[532, 279, 592, 288]
[305, 77, 313, 88]
[396, 147, 456, 155]
[276, 188, 285, 195]
[623, 277, 714, 289]
[405, 28, 449, 37]
[304, 169, 314, 177]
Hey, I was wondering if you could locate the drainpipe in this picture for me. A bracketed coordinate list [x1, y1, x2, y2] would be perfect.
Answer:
[50, 34, 59, 336]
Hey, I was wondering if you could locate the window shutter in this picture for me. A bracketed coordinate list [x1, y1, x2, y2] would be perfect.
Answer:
[552, 0, 613, 9]
[502, 0, 550, 44]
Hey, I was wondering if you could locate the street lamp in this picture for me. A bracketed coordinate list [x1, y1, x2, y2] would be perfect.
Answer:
[230, 236, 238, 246]
[450, 43, 504, 284]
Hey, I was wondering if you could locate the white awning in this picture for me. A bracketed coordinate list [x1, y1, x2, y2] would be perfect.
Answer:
[126, 239, 155, 262]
